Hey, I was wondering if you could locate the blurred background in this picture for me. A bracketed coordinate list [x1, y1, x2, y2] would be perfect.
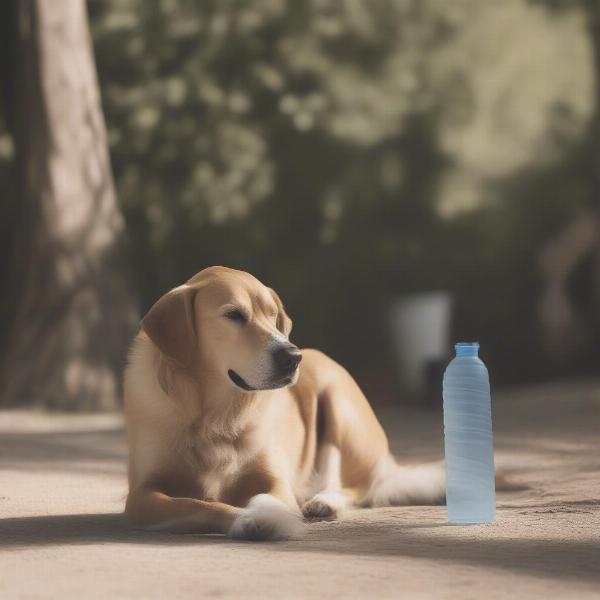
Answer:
[1, 0, 599, 410]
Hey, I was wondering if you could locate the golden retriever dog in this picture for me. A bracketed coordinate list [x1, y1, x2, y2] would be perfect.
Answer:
[124, 266, 445, 540]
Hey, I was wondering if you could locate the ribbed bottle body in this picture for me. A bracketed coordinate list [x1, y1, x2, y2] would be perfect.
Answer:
[443, 349, 495, 524]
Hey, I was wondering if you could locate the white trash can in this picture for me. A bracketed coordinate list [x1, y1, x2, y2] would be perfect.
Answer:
[388, 291, 453, 399]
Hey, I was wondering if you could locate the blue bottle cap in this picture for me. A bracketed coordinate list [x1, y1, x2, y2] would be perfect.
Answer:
[455, 342, 480, 357]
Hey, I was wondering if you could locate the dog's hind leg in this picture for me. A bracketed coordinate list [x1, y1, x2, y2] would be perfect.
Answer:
[360, 455, 446, 507]
[300, 354, 445, 513]
[301, 369, 390, 519]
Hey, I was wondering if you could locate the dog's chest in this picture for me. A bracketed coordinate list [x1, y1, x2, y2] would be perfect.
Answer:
[180, 423, 259, 502]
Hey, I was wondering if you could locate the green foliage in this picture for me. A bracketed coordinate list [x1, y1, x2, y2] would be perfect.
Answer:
[87, 0, 597, 379]
[90, 0, 458, 364]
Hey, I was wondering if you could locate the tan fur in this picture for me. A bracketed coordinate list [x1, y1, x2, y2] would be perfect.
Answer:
[124, 266, 445, 541]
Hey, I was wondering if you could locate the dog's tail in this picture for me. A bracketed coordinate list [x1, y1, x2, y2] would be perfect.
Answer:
[362, 455, 524, 507]
[361, 455, 446, 507]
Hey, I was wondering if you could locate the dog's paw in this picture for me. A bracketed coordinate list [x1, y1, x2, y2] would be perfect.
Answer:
[302, 491, 348, 520]
[228, 494, 305, 541]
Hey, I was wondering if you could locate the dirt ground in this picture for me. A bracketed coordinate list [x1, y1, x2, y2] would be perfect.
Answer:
[1, 381, 599, 599]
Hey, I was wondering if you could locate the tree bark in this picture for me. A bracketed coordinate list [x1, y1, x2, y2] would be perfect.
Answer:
[0, 0, 138, 409]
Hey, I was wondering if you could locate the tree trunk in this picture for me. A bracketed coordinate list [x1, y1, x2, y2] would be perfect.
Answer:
[0, 0, 138, 410]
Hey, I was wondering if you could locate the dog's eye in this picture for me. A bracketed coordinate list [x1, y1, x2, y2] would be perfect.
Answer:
[224, 309, 248, 325]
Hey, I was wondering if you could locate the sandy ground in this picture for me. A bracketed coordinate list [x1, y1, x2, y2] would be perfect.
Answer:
[0, 381, 599, 600]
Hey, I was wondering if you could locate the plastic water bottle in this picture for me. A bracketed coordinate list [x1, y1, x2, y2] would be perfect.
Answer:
[443, 342, 495, 524]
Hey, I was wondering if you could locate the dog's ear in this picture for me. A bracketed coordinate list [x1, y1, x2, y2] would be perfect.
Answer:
[141, 285, 198, 368]
[269, 287, 293, 337]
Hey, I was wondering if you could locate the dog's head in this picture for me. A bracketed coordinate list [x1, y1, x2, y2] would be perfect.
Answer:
[141, 266, 301, 393]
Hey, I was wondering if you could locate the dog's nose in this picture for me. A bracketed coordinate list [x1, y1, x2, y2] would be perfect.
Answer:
[272, 344, 302, 374]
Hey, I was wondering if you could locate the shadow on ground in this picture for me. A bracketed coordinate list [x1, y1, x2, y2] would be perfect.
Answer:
[1, 509, 598, 584]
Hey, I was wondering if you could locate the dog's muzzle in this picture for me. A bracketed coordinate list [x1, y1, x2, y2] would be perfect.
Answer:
[227, 344, 302, 392]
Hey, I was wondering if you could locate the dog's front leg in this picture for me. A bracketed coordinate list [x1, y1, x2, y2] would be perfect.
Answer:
[227, 477, 305, 541]
[302, 443, 353, 520]
[127, 487, 304, 541]
[228, 492, 305, 541]
[126, 489, 239, 534]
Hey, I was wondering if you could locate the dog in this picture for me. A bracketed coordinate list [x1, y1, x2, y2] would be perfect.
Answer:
[124, 266, 445, 540]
